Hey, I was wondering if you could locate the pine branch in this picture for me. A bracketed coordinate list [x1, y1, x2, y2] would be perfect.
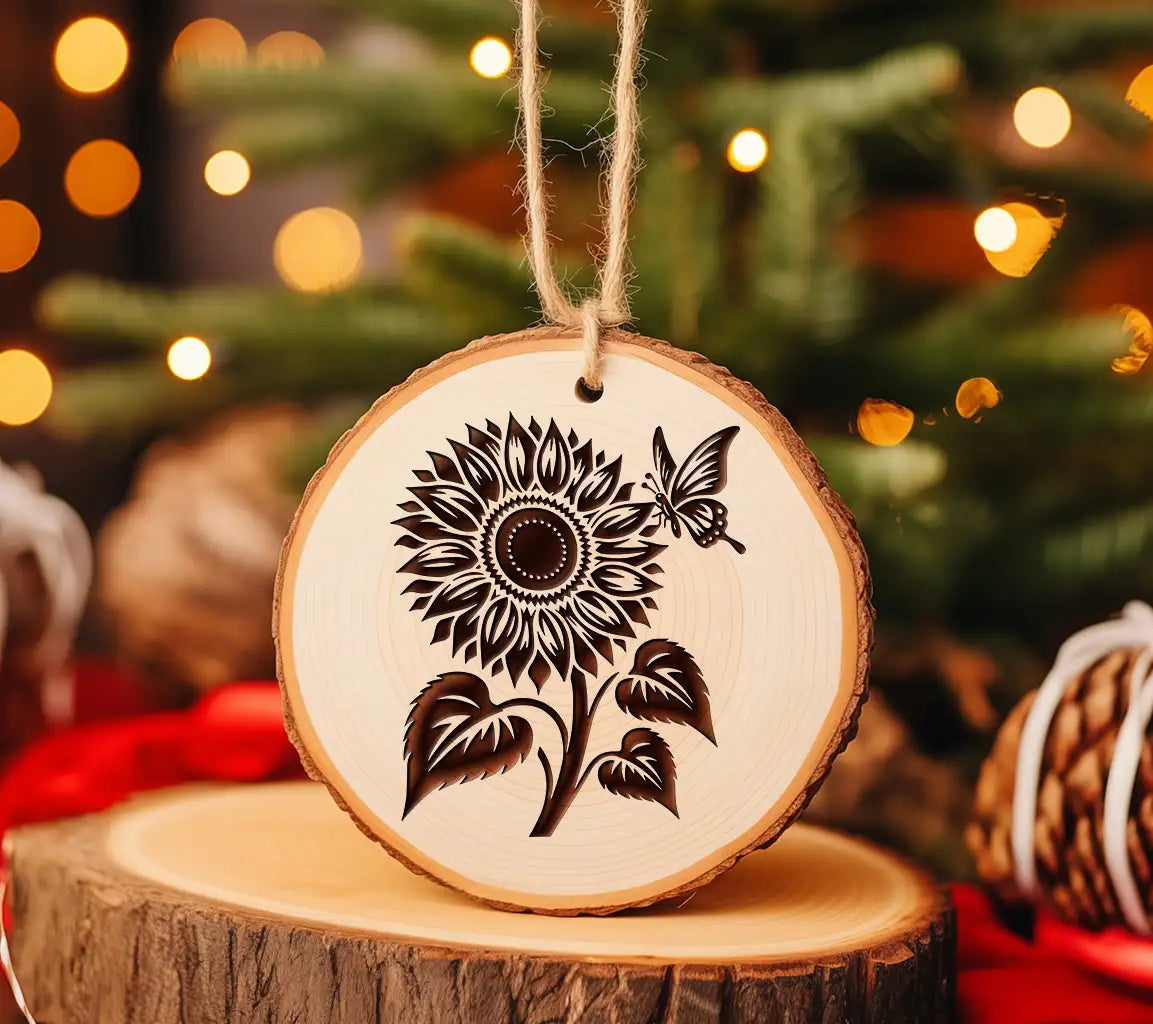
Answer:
[330, 0, 611, 65]
[402, 215, 536, 334]
[972, 6, 1153, 72]
[1061, 77, 1151, 146]
[37, 276, 456, 355]
[47, 364, 236, 438]
[809, 437, 947, 505]
[176, 63, 607, 183]
[757, 115, 863, 340]
[1029, 502, 1153, 594]
[700, 45, 961, 141]
[882, 312, 1129, 390]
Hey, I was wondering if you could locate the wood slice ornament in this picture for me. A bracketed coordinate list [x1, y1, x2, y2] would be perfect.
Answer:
[275, 329, 872, 914]
[276, 0, 871, 914]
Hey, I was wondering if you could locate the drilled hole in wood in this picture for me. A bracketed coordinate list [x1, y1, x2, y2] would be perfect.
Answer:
[575, 377, 603, 403]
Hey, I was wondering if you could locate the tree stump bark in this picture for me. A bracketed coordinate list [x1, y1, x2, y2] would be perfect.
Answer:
[4, 782, 954, 1023]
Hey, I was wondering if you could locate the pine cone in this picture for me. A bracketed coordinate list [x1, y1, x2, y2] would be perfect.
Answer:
[967, 648, 1153, 930]
[97, 404, 310, 696]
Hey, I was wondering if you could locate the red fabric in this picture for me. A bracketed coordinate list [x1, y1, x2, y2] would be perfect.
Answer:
[0, 667, 302, 848]
[3, 664, 1153, 1021]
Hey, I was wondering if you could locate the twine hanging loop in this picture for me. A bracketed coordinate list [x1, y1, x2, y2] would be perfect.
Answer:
[517, 0, 646, 395]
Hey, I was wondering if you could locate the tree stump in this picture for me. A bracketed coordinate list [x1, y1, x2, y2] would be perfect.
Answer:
[4, 782, 954, 1024]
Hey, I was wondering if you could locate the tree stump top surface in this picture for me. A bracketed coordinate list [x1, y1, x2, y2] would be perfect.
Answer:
[6, 782, 954, 1023]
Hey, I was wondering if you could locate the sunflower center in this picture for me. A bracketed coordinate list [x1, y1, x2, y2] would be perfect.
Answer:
[494, 507, 579, 592]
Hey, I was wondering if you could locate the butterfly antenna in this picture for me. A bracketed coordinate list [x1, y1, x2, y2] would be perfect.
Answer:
[722, 532, 746, 555]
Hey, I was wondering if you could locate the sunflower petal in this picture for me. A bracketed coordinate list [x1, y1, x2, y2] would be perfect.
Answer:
[480, 597, 522, 666]
[536, 607, 572, 679]
[593, 502, 655, 540]
[573, 589, 635, 639]
[504, 415, 536, 491]
[595, 539, 666, 566]
[400, 540, 477, 578]
[505, 609, 536, 685]
[467, 423, 501, 463]
[450, 438, 502, 504]
[577, 456, 622, 511]
[536, 420, 572, 494]
[591, 563, 661, 597]
[410, 483, 484, 534]
[426, 576, 489, 620]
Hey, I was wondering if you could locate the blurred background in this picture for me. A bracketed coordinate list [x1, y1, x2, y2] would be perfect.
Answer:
[2, 0, 1153, 882]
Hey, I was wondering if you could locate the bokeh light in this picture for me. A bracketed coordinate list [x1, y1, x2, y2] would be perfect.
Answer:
[167, 337, 212, 380]
[0, 201, 40, 273]
[0, 349, 52, 426]
[955, 377, 1002, 420]
[256, 31, 325, 67]
[204, 150, 250, 196]
[172, 18, 247, 66]
[54, 17, 129, 95]
[1126, 66, 1153, 120]
[727, 129, 769, 172]
[469, 37, 512, 79]
[0, 103, 19, 168]
[974, 206, 1017, 253]
[65, 140, 140, 218]
[1112, 306, 1153, 375]
[1013, 87, 1071, 149]
[982, 202, 1063, 278]
[857, 398, 914, 447]
[274, 207, 362, 293]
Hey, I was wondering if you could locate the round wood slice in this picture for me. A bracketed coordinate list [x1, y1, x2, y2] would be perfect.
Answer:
[4, 782, 952, 1024]
[275, 327, 872, 913]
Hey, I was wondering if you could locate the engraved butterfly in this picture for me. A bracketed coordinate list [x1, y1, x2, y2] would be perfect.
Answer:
[645, 426, 746, 554]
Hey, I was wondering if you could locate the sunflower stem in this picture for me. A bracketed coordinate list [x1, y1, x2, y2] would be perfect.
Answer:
[530, 667, 591, 837]
[587, 672, 619, 722]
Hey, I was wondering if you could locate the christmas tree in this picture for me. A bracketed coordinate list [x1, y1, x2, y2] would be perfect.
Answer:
[35, 1, 1153, 868]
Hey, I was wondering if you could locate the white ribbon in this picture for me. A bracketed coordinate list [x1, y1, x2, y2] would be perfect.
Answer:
[0, 460, 92, 730]
[0, 460, 88, 1022]
[1011, 600, 1153, 933]
[0, 873, 34, 1022]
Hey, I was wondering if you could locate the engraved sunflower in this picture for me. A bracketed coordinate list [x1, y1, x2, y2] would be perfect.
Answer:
[395, 416, 666, 689]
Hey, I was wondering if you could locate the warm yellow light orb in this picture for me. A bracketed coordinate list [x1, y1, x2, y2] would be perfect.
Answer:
[172, 18, 247, 65]
[857, 398, 915, 447]
[65, 139, 140, 218]
[1126, 66, 1153, 120]
[974, 206, 1018, 253]
[0, 349, 52, 426]
[1112, 306, 1153, 375]
[204, 150, 250, 196]
[0, 201, 40, 273]
[470, 37, 512, 79]
[256, 30, 324, 67]
[0, 103, 19, 168]
[727, 129, 769, 172]
[1013, 87, 1071, 149]
[167, 337, 212, 381]
[955, 377, 1002, 420]
[54, 17, 129, 95]
[982, 202, 1062, 279]
[274, 207, 363, 293]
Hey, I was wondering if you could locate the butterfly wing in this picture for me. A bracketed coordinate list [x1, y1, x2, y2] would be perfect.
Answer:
[652, 428, 678, 494]
[677, 499, 731, 548]
[669, 426, 739, 504]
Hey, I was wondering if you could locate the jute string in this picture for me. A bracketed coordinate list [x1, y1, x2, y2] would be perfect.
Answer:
[518, 0, 646, 393]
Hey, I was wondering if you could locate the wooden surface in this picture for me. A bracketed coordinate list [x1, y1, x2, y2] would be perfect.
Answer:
[5, 782, 952, 1024]
[276, 327, 873, 913]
